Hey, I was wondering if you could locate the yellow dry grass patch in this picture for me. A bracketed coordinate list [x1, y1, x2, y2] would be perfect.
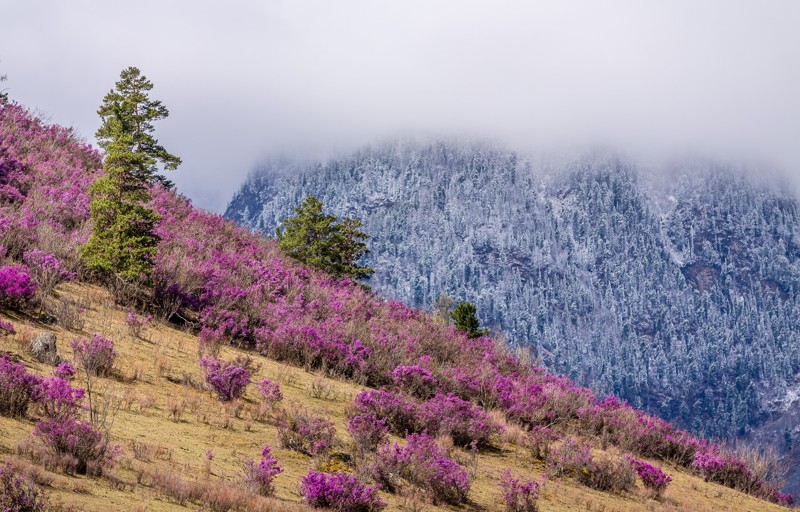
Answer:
[0, 283, 788, 512]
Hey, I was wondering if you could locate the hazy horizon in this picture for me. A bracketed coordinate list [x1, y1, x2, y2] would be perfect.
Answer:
[2, 0, 798, 211]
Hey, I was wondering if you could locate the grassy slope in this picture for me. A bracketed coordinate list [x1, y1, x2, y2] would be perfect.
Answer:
[0, 282, 787, 512]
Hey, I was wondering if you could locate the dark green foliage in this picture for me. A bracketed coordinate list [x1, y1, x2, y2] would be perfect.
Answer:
[81, 67, 180, 283]
[450, 301, 488, 338]
[277, 196, 373, 279]
[94, 67, 181, 188]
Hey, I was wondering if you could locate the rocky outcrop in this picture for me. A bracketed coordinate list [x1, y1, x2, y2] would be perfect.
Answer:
[30, 332, 60, 365]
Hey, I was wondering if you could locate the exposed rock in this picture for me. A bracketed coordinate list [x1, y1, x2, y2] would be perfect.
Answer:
[30, 332, 60, 365]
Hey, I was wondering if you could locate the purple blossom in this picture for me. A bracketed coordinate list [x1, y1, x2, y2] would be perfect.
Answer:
[301, 470, 385, 512]
[242, 444, 283, 497]
[198, 355, 251, 402]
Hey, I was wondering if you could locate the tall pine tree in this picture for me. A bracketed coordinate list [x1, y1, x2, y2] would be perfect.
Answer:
[81, 67, 180, 284]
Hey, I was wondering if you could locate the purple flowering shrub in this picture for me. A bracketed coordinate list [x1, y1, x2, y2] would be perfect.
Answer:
[255, 378, 283, 407]
[301, 470, 385, 512]
[124, 310, 152, 339]
[70, 334, 116, 377]
[0, 265, 37, 307]
[547, 438, 594, 478]
[35, 377, 84, 420]
[625, 455, 671, 497]
[371, 433, 471, 505]
[347, 413, 389, 455]
[418, 392, 501, 447]
[52, 362, 75, 381]
[499, 468, 544, 512]
[242, 444, 283, 496]
[524, 426, 560, 460]
[0, 318, 15, 336]
[198, 355, 252, 402]
[276, 406, 336, 457]
[352, 389, 418, 436]
[0, 463, 48, 512]
[33, 416, 114, 475]
[0, 354, 41, 417]
[391, 364, 438, 399]
[22, 250, 75, 298]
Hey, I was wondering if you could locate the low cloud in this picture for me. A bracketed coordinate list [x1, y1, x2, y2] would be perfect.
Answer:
[2, 1, 798, 210]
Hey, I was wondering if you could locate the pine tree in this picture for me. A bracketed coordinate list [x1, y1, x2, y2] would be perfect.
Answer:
[277, 196, 373, 279]
[451, 301, 488, 338]
[81, 67, 180, 283]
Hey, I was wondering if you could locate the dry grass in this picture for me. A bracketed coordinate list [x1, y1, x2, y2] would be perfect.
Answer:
[0, 282, 790, 512]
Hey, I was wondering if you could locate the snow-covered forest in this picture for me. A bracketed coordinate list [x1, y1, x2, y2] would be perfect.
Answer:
[226, 141, 800, 455]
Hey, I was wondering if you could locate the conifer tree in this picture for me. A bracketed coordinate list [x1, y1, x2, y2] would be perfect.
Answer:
[451, 301, 488, 338]
[81, 67, 180, 283]
[277, 196, 373, 279]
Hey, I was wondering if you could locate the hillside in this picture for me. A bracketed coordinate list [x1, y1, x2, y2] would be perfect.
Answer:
[0, 283, 792, 512]
[0, 102, 794, 511]
[226, 142, 800, 491]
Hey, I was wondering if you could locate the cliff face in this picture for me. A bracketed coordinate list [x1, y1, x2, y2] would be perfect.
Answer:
[226, 141, 800, 489]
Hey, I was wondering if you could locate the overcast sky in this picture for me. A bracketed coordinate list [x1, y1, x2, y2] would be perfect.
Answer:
[2, 1, 799, 211]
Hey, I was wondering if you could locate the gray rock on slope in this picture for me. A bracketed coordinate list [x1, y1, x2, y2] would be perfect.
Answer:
[30, 332, 60, 365]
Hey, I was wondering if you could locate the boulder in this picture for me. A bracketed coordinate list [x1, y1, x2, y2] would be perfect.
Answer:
[30, 332, 60, 365]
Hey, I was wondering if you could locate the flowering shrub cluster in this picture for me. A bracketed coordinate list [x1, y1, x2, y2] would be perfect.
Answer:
[70, 334, 116, 377]
[391, 364, 438, 398]
[0, 265, 37, 307]
[498, 468, 543, 512]
[242, 444, 283, 497]
[0, 318, 15, 336]
[53, 362, 75, 381]
[347, 413, 389, 455]
[22, 249, 75, 298]
[524, 426, 559, 460]
[352, 389, 500, 447]
[198, 355, 252, 402]
[0, 354, 42, 417]
[547, 437, 635, 493]
[547, 438, 593, 478]
[33, 416, 113, 476]
[276, 406, 336, 457]
[255, 378, 283, 407]
[124, 310, 152, 339]
[35, 376, 84, 420]
[370, 433, 470, 504]
[0, 462, 47, 512]
[625, 455, 671, 497]
[301, 470, 385, 512]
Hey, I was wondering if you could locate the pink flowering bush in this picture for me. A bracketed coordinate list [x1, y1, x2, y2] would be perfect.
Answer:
[391, 364, 438, 399]
[35, 377, 84, 420]
[547, 438, 594, 478]
[255, 378, 283, 407]
[625, 455, 671, 497]
[418, 392, 501, 447]
[352, 389, 418, 436]
[301, 470, 385, 512]
[0, 318, 14, 336]
[52, 362, 75, 381]
[347, 413, 389, 455]
[0, 265, 37, 307]
[0, 462, 48, 512]
[524, 426, 560, 460]
[22, 249, 75, 298]
[370, 433, 470, 505]
[198, 355, 252, 402]
[124, 310, 151, 339]
[242, 444, 283, 497]
[498, 468, 544, 512]
[276, 406, 336, 457]
[0, 354, 42, 417]
[33, 416, 114, 476]
[70, 334, 116, 377]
